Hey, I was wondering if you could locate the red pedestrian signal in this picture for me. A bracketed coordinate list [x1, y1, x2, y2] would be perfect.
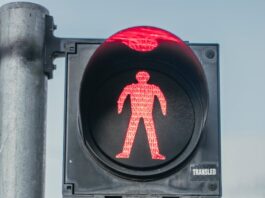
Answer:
[63, 26, 221, 197]
[79, 26, 208, 175]
[116, 71, 167, 160]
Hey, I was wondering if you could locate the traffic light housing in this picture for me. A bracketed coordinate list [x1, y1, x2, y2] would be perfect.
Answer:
[63, 27, 221, 198]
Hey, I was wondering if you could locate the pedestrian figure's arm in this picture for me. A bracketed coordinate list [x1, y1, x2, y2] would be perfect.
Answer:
[117, 86, 130, 114]
[154, 86, 167, 116]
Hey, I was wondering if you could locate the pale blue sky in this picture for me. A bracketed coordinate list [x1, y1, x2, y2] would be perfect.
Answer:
[0, 0, 265, 197]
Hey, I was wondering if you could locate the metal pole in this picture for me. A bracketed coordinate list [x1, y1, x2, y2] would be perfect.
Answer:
[0, 2, 49, 198]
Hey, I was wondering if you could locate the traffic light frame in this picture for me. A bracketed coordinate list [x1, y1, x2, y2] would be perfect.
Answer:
[63, 40, 221, 198]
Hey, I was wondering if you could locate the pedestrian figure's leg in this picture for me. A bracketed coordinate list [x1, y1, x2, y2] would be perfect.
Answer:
[116, 116, 140, 158]
[144, 117, 165, 160]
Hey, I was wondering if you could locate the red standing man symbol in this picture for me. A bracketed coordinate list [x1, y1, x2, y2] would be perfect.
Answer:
[116, 71, 167, 160]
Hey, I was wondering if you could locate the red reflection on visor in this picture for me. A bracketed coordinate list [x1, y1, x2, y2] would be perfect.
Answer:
[106, 27, 181, 52]
[116, 71, 167, 160]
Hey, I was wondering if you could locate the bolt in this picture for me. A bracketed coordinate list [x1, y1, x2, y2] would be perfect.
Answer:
[206, 49, 215, 59]
[208, 183, 217, 191]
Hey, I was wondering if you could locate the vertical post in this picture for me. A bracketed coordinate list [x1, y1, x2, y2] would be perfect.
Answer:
[0, 2, 48, 198]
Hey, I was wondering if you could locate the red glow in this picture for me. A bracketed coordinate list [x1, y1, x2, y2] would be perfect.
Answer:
[106, 26, 181, 52]
[116, 71, 167, 160]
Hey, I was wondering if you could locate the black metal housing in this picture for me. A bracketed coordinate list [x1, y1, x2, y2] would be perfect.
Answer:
[63, 42, 221, 198]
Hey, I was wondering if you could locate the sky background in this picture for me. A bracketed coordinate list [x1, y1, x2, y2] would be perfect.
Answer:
[1, 0, 265, 197]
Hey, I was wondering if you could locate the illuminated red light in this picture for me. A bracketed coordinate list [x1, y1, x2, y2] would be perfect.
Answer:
[106, 26, 181, 52]
[116, 71, 167, 160]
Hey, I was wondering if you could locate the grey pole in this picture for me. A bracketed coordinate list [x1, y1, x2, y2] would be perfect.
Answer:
[0, 2, 49, 198]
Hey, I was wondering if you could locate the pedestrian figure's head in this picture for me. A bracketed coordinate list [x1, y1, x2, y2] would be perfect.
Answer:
[136, 71, 150, 83]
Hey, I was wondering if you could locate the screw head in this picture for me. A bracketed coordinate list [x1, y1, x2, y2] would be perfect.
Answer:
[206, 49, 215, 59]
[208, 182, 217, 191]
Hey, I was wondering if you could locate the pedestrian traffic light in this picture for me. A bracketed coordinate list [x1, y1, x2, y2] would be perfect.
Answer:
[63, 26, 221, 198]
